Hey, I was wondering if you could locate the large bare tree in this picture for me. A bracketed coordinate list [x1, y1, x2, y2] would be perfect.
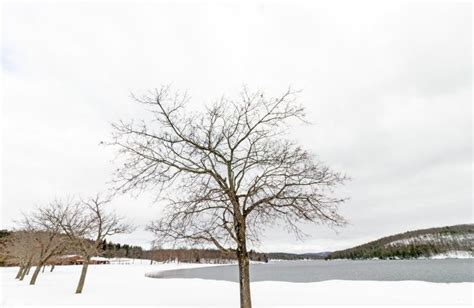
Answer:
[44, 195, 132, 294]
[110, 87, 348, 308]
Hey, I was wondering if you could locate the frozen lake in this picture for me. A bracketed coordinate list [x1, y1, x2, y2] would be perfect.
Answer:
[147, 259, 474, 283]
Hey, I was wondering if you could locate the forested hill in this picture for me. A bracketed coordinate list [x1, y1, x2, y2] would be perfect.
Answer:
[327, 224, 474, 260]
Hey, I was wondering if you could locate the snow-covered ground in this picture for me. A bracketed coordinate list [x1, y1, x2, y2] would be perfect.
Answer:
[1, 259, 472, 307]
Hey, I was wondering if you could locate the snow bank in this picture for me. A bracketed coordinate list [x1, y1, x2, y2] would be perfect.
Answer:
[1, 261, 472, 307]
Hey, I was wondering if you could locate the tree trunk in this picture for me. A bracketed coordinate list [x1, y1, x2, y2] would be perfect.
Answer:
[19, 268, 27, 281]
[50, 264, 55, 272]
[15, 266, 24, 279]
[30, 263, 43, 285]
[237, 250, 252, 308]
[42, 265, 46, 273]
[75, 259, 90, 294]
[20, 263, 31, 281]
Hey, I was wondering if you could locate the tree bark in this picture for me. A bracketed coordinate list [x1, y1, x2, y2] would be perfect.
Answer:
[20, 263, 31, 281]
[237, 250, 252, 308]
[75, 259, 90, 294]
[29, 263, 43, 285]
[15, 266, 24, 279]
[19, 268, 27, 281]
[42, 265, 46, 273]
[50, 264, 55, 272]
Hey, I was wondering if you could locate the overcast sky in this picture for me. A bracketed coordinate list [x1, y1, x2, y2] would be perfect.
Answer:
[1, 1, 472, 253]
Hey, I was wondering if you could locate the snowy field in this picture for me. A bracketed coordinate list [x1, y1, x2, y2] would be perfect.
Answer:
[1, 259, 472, 307]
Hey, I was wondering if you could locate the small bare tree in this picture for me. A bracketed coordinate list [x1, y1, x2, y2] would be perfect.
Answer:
[19, 205, 69, 285]
[46, 195, 132, 294]
[110, 87, 348, 308]
[2, 230, 37, 280]
[28, 231, 67, 285]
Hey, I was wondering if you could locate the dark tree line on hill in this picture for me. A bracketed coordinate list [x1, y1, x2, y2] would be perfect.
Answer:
[100, 240, 144, 259]
[327, 224, 474, 260]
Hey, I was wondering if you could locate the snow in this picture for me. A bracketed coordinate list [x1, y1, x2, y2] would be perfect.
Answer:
[1, 260, 472, 307]
[90, 256, 109, 261]
[387, 233, 474, 247]
[431, 251, 474, 259]
[57, 254, 81, 258]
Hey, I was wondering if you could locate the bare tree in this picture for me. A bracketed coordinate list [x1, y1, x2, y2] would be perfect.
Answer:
[19, 205, 69, 285]
[47, 195, 132, 294]
[110, 86, 348, 308]
[28, 231, 68, 285]
[2, 230, 37, 280]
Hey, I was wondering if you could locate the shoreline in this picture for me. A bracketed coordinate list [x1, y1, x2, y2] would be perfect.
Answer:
[2, 259, 471, 307]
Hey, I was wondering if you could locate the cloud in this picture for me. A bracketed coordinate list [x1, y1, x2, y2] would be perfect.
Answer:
[1, 1, 471, 251]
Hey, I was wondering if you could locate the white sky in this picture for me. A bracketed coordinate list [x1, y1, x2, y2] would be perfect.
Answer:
[1, 1, 472, 253]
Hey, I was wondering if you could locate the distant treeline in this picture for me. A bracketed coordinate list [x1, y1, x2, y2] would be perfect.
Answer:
[143, 249, 269, 263]
[100, 240, 144, 259]
[0, 233, 271, 265]
[1, 229, 327, 264]
[99, 240, 329, 263]
[327, 224, 474, 260]
[266, 252, 330, 260]
[98, 239, 272, 263]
